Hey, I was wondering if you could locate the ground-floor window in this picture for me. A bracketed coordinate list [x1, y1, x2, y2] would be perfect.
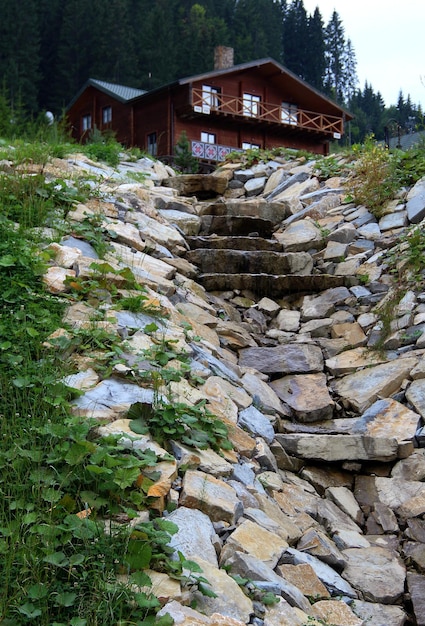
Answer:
[201, 131, 216, 144]
[82, 114, 92, 132]
[147, 132, 157, 156]
[242, 141, 261, 150]
[102, 105, 112, 124]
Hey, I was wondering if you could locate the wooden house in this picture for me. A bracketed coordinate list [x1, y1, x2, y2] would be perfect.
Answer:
[67, 47, 353, 162]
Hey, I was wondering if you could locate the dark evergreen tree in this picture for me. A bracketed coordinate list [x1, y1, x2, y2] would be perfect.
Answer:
[232, 0, 283, 64]
[53, 0, 95, 110]
[341, 38, 358, 103]
[176, 3, 229, 77]
[89, 0, 139, 86]
[304, 7, 326, 89]
[0, 0, 41, 112]
[37, 0, 64, 111]
[282, 0, 309, 78]
[324, 10, 346, 102]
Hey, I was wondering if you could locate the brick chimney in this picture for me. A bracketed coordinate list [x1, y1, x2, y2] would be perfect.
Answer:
[214, 46, 234, 70]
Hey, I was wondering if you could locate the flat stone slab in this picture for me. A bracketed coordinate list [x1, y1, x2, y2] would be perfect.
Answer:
[407, 572, 425, 625]
[198, 273, 350, 297]
[180, 470, 242, 525]
[331, 357, 418, 413]
[342, 547, 405, 603]
[239, 343, 323, 375]
[187, 249, 313, 275]
[276, 433, 398, 462]
[270, 373, 334, 422]
[167, 507, 219, 566]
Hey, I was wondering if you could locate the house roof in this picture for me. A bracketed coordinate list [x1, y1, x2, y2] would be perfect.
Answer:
[131, 57, 353, 120]
[67, 78, 146, 109]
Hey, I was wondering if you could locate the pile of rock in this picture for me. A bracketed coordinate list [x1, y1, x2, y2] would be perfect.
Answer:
[38, 150, 425, 625]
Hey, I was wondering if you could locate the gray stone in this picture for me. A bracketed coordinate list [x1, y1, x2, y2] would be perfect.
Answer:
[350, 600, 407, 626]
[275, 219, 322, 252]
[342, 547, 405, 603]
[238, 405, 275, 444]
[270, 373, 334, 422]
[167, 507, 220, 566]
[282, 548, 357, 598]
[407, 572, 425, 625]
[238, 343, 323, 375]
[406, 176, 425, 223]
[332, 357, 418, 413]
[301, 286, 351, 320]
[276, 433, 398, 462]
[223, 551, 311, 613]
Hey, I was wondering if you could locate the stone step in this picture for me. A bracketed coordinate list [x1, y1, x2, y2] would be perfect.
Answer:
[187, 249, 313, 275]
[199, 215, 274, 237]
[198, 273, 356, 297]
[186, 235, 283, 252]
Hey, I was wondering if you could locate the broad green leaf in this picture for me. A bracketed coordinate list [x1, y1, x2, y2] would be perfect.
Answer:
[129, 570, 152, 587]
[0, 255, 15, 267]
[134, 592, 160, 610]
[43, 551, 68, 567]
[54, 591, 77, 607]
[124, 540, 152, 570]
[27, 583, 48, 600]
[18, 603, 42, 619]
[69, 553, 86, 566]
[65, 441, 96, 465]
[114, 466, 141, 490]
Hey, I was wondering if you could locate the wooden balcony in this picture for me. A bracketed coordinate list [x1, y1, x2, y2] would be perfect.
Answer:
[191, 88, 343, 137]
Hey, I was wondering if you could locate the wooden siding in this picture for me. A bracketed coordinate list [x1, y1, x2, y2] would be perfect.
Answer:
[67, 86, 134, 145]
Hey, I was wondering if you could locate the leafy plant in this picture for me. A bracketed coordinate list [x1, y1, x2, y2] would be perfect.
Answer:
[83, 127, 123, 167]
[128, 398, 231, 452]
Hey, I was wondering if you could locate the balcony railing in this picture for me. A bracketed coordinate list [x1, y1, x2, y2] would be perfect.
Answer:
[191, 88, 343, 137]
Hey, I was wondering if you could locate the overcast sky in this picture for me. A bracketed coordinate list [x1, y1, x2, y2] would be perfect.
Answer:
[302, 0, 425, 109]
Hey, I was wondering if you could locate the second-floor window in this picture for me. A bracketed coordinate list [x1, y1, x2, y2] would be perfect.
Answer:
[243, 93, 260, 117]
[102, 105, 112, 124]
[281, 102, 298, 125]
[201, 131, 216, 144]
[82, 114, 92, 132]
[202, 85, 220, 109]
[242, 141, 261, 150]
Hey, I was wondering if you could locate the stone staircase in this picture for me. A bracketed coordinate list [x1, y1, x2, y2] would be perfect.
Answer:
[185, 198, 354, 297]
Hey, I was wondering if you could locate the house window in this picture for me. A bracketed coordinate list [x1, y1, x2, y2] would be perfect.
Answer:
[202, 85, 220, 109]
[243, 93, 260, 117]
[82, 114, 92, 132]
[102, 105, 112, 124]
[201, 131, 216, 144]
[242, 141, 261, 150]
[147, 132, 157, 156]
[281, 102, 298, 125]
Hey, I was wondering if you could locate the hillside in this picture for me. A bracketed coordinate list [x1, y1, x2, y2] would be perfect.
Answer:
[1, 141, 425, 625]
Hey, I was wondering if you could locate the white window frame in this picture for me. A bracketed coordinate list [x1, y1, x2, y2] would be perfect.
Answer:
[243, 93, 260, 117]
[82, 114, 92, 132]
[242, 141, 261, 150]
[281, 102, 298, 125]
[202, 85, 220, 109]
[102, 105, 112, 124]
[147, 132, 157, 156]
[201, 131, 216, 144]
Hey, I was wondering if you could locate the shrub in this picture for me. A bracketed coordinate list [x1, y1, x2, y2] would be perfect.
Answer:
[348, 135, 399, 217]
